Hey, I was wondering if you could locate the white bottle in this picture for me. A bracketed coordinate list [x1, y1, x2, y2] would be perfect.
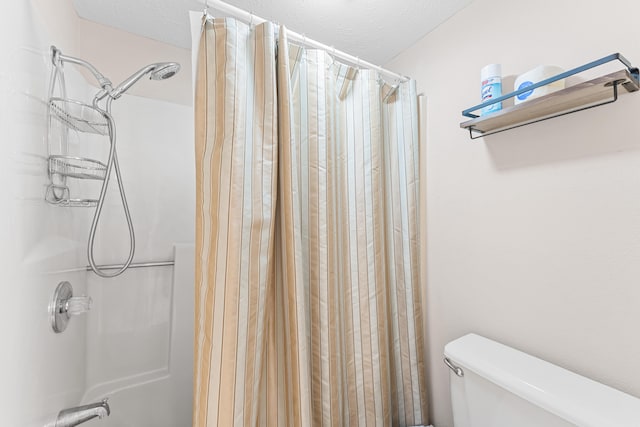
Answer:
[481, 64, 502, 115]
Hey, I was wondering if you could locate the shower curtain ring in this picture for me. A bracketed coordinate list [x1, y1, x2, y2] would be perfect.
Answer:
[203, 0, 208, 17]
[249, 11, 254, 28]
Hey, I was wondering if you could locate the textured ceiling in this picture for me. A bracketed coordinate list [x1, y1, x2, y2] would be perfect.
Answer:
[72, 0, 473, 64]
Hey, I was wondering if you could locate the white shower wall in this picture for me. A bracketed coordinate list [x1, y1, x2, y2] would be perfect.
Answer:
[0, 1, 194, 426]
[82, 94, 194, 427]
[84, 244, 195, 427]
[1, 2, 93, 425]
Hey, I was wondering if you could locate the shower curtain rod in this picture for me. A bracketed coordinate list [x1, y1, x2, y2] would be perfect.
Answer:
[198, 0, 409, 82]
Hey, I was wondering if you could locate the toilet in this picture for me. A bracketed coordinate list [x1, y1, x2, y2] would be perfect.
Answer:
[444, 334, 640, 427]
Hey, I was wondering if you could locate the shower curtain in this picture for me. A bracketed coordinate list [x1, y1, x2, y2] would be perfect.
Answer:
[194, 17, 427, 427]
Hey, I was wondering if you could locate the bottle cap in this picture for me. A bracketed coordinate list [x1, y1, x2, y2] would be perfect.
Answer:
[481, 63, 502, 81]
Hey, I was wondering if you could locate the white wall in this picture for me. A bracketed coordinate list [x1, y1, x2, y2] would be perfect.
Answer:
[75, 18, 192, 106]
[388, 0, 640, 425]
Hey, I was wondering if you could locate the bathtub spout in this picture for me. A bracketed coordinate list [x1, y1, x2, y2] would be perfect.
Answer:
[55, 399, 110, 427]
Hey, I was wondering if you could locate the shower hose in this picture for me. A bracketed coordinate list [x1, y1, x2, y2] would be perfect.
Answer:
[87, 97, 136, 278]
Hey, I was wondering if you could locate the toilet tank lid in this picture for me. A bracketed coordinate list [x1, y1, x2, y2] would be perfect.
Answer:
[444, 334, 640, 427]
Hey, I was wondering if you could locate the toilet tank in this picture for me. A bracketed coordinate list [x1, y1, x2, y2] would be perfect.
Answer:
[444, 334, 640, 427]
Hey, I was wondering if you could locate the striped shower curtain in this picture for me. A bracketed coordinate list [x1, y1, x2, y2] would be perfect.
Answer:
[194, 17, 427, 427]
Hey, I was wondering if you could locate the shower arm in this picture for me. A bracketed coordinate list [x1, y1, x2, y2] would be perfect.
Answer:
[51, 46, 113, 91]
[51, 48, 180, 104]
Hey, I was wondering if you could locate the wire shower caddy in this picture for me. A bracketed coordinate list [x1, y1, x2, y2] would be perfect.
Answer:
[45, 69, 111, 207]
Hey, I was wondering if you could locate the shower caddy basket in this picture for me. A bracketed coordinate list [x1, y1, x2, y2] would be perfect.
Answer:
[45, 93, 110, 207]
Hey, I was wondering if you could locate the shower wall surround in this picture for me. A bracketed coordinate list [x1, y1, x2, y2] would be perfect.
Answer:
[0, 2, 89, 425]
[0, 1, 193, 426]
[387, 0, 640, 425]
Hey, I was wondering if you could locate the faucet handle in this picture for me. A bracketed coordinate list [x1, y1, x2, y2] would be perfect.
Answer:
[50, 281, 93, 333]
[65, 296, 93, 317]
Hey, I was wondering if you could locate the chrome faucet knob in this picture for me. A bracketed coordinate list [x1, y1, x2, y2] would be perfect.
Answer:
[49, 281, 92, 333]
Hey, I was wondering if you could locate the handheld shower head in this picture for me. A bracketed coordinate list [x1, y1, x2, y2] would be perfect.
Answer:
[110, 62, 181, 99]
[150, 63, 181, 80]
